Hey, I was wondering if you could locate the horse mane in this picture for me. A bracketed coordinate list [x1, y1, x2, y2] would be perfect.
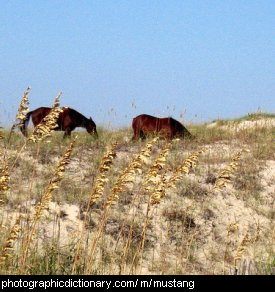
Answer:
[170, 117, 185, 132]
[64, 107, 87, 119]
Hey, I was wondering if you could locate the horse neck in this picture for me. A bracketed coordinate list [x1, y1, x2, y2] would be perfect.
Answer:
[81, 116, 90, 129]
[68, 109, 88, 129]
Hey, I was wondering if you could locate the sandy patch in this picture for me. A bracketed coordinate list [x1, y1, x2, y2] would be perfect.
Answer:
[208, 119, 275, 131]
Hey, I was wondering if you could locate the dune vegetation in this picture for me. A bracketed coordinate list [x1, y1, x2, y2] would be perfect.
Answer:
[0, 91, 274, 275]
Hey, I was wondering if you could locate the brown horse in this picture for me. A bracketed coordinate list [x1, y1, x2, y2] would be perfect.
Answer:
[132, 114, 192, 140]
[20, 107, 98, 138]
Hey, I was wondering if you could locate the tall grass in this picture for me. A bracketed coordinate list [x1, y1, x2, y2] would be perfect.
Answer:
[0, 105, 274, 275]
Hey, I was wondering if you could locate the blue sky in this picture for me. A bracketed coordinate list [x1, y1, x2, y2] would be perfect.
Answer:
[0, 0, 274, 126]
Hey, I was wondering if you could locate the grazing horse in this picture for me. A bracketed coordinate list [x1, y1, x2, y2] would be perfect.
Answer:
[20, 107, 98, 138]
[132, 114, 192, 140]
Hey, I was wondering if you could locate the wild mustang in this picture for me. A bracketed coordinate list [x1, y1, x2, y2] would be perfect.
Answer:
[20, 107, 98, 138]
[132, 114, 192, 140]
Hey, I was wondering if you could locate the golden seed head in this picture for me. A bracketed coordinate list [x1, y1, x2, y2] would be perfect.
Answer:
[11, 87, 31, 131]
[0, 164, 10, 194]
[32, 140, 74, 225]
[89, 143, 117, 208]
[28, 92, 63, 143]
[167, 150, 202, 190]
[214, 150, 242, 191]
[234, 232, 250, 269]
[106, 138, 158, 207]
[0, 215, 22, 265]
[149, 149, 203, 206]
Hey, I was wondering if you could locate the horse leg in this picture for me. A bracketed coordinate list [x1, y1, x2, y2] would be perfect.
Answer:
[63, 128, 71, 138]
[131, 128, 138, 141]
[140, 130, 146, 140]
[132, 126, 140, 141]
[131, 134, 138, 141]
[168, 131, 174, 140]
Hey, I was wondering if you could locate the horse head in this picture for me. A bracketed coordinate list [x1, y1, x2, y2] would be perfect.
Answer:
[86, 117, 98, 138]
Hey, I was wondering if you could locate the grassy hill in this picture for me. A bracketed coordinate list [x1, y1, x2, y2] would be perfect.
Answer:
[0, 113, 274, 275]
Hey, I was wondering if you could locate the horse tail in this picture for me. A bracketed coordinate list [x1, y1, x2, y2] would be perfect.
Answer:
[132, 117, 138, 140]
[20, 111, 32, 137]
[132, 116, 143, 140]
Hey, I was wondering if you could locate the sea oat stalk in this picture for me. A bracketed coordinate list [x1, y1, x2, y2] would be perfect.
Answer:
[233, 224, 261, 275]
[234, 231, 250, 275]
[84, 138, 158, 274]
[19, 140, 75, 273]
[150, 149, 204, 205]
[28, 92, 63, 143]
[0, 216, 21, 268]
[72, 142, 117, 274]
[214, 151, 242, 191]
[106, 137, 158, 206]
[10, 87, 30, 134]
[223, 223, 239, 274]
[0, 162, 10, 205]
[88, 143, 117, 208]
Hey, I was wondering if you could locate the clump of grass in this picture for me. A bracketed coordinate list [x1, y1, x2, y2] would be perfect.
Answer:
[162, 207, 197, 261]
[189, 124, 231, 144]
[26, 240, 75, 275]
[233, 160, 263, 197]
[265, 256, 275, 275]
[234, 112, 275, 122]
[212, 112, 275, 125]
[250, 127, 275, 160]
[178, 178, 208, 200]
[163, 209, 196, 228]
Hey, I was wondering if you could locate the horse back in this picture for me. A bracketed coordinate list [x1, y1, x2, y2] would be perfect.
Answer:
[136, 115, 159, 132]
[31, 107, 69, 129]
[31, 107, 52, 126]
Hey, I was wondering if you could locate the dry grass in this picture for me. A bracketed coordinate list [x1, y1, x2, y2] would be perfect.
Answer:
[0, 108, 274, 275]
[10, 87, 30, 136]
